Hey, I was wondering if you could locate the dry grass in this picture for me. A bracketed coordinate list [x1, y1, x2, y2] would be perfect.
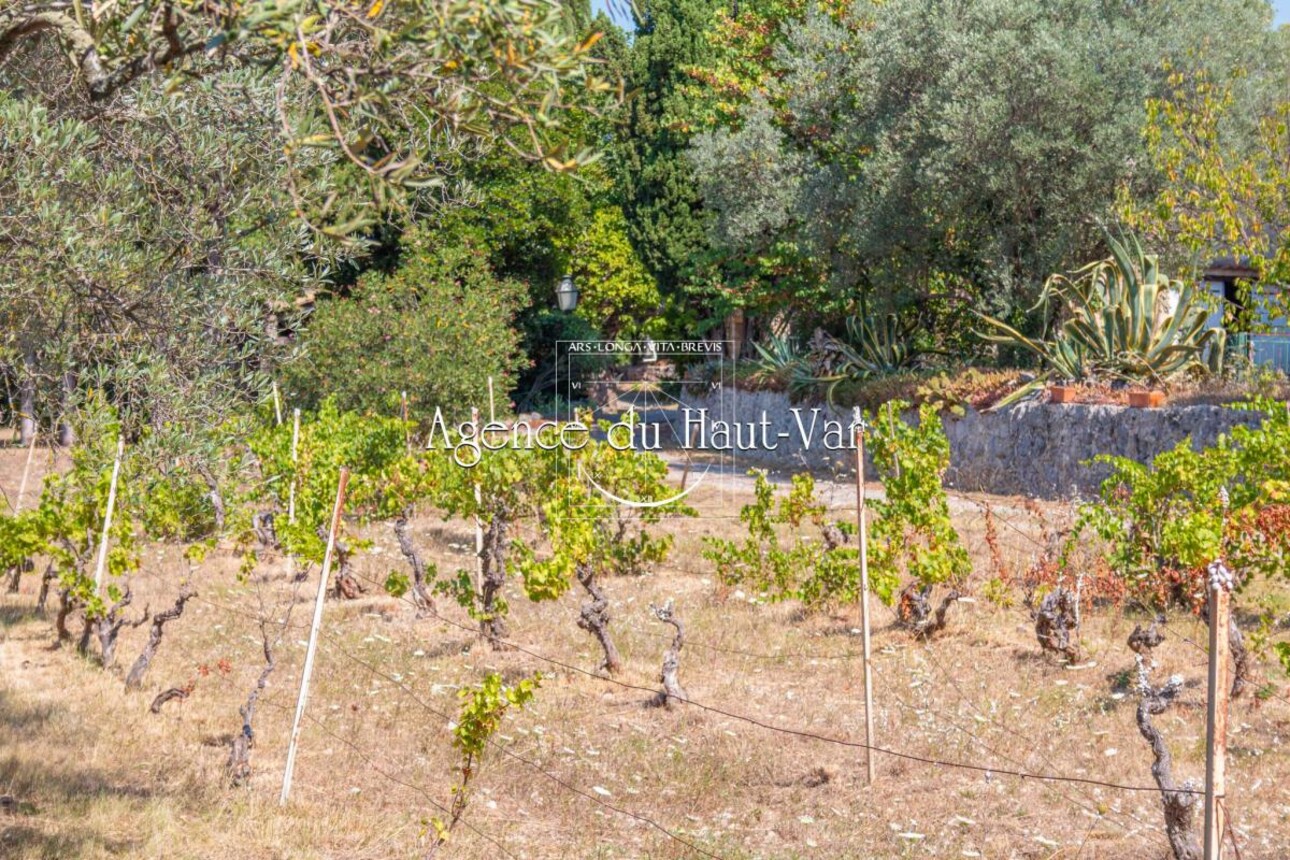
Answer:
[2, 449, 1289, 859]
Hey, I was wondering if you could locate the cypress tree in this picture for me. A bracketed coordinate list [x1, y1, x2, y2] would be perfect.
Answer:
[617, 0, 720, 297]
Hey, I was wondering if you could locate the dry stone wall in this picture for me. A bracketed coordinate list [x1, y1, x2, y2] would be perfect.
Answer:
[662, 387, 1264, 498]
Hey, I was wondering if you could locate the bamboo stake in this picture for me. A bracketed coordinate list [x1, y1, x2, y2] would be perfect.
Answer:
[854, 407, 876, 786]
[14, 426, 37, 513]
[92, 437, 125, 597]
[1204, 560, 1234, 860]
[401, 390, 411, 456]
[272, 382, 283, 426]
[471, 406, 484, 596]
[280, 467, 350, 806]
[286, 408, 301, 581]
[288, 409, 301, 525]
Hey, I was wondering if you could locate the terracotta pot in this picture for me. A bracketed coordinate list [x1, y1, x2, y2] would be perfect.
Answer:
[1049, 385, 1078, 404]
[1128, 390, 1166, 408]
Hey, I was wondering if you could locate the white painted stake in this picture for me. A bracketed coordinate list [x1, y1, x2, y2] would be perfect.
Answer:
[288, 408, 301, 525]
[272, 382, 283, 426]
[401, 390, 411, 455]
[14, 427, 37, 513]
[854, 408, 876, 786]
[92, 436, 125, 597]
[471, 406, 484, 595]
[487, 376, 496, 423]
[286, 408, 302, 581]
[1204, 562, 1233, 860]
[280, 467, 350, 806]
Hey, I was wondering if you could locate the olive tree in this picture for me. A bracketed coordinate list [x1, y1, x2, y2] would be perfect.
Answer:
[0, 1, 614, 232]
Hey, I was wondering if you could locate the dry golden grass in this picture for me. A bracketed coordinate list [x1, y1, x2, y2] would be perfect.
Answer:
[2, 449, 1289, 859]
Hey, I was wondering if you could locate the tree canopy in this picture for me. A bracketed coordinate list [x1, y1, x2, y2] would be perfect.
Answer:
[688, 0, 1282, 325]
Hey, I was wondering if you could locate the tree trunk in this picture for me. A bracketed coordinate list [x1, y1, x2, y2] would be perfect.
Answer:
[17, 353, 34, 446]
[1201, 601, 1252, 699]
[54, 587, 76, 644]
[228, 627, 276, 785]
[1229, 615, 1251, 699]
[125, 588, 193, 691]
[56, 370, 75, 447]
[35, 562, 54, 613]
[897, 583, 960, 639]
[576, 564, 621, 675]
[253, 511, 279, 549]
[1135, 658, 1202, 860]
[94, 584, 148, 669]
[393, 511, 433, 615]
[649, 600, 687, 709]
[196, 466, 225, 534]
[1029, 586, 1082, 663]
[312, 524, 363, 599]
[478, 512, 510, 647]
[77, 615, 93, 657]
[7, 558, 32, 594]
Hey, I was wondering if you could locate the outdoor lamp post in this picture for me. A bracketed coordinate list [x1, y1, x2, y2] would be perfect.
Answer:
[556, 274, 578, 312]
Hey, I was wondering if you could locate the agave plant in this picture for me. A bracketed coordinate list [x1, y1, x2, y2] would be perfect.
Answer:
[751, 333, 822, 393]
[805, 311, 921, 403]
[750, 310, 921, 398]
[979, 232, 1225, 386]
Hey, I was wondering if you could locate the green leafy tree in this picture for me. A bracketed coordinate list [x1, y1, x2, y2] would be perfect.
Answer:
[0, 0, 615, 233]
[0, 508, 46, 595]
[248, 399, 412, 594]
[282, 233, 529, 422]
[566, 207, 665, 340]
[1121, 56, 1290, 316]
[688, 0, 1278, 327]
[617, 0, 721, 296]
[429, 422, 564, 646]
[0, 72, 328, 455]
[36, 404, 142, 663]
[1078, 399, 1290, 689]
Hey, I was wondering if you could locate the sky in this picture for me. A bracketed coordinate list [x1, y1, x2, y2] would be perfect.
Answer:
[594, 0, 1290, 29]
[591, 0, 633, 28]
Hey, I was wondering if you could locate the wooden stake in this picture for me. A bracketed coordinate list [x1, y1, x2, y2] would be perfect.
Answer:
[272, 382, 283, 426]
[280, 467, 350, 806]
[1204, 561, 1233, 860]
[401, 390, 411, 455]
[487, 376, 496, 423]
[288, 409, 301, 525]
[854, 408, 876, 786]
[14, 426, 37, 513]
[286, 408, 301, 581]
[92, 436, 125, 597]
[471, 406, 484, 596]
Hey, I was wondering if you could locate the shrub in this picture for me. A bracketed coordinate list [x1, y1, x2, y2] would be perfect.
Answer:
[519, 418, 693, 672]
[1079, 399, 1290, 609]
[283, 231, 528, 422]
[866, 402, 971, 605]
[565, 207, 665, 340]
[247, 399, 412, 566]
[1079, 399, 1290, 690]
[702, 470, 857, 610]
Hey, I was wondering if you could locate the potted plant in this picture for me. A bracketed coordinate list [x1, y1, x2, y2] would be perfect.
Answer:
[1048, 382, 1078, 404]
[1128, 389, 1166, 408]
